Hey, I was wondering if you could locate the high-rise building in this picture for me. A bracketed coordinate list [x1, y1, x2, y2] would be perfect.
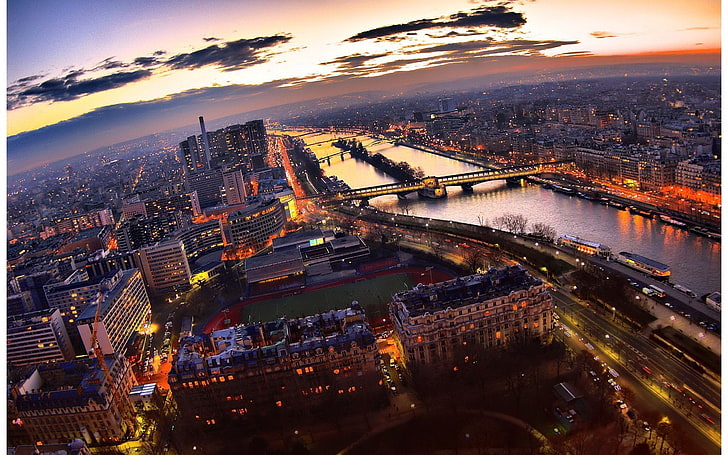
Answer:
[7, 308, 75, 367]
[44, 269, 126, 328]
[76, 269, 151, 355]
[184, 168, 224, 208]
[135, 240, 192, 296]
[221, 169, 247, 206]
[115, 213, 180, 252]
[389, 265, 553, 368]
[10, 353, 137, 446]
[168, 302, 379, 425]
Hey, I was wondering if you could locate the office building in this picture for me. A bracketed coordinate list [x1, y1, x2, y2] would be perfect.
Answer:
[76, 269, 150, 356]
[389, 265, 553, 367]
[221, 169, 248, 206]
[7, 308, 75, 367]
[136, 240, 192, 295]
[221, 199, 286, 253]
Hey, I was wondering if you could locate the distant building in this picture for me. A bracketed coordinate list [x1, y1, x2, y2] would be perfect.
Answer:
[221, 169, 248, 206]
[7, 292, 35, 317]
[390, 265, 553, 367]
[7, 308, 75, 367]
[10, 353, 137, 446]
[76, 269, 151, 356]
[168, 302, 380, 425]
[115, 213, 180, 252]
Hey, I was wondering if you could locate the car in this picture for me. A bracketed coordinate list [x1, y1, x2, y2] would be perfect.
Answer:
[642, 421, 651, 432]
[389, 386, 398, 394]
[626, 409, 636, 419]
[615, 400, 627, 409]
[613, 384, 622, 391]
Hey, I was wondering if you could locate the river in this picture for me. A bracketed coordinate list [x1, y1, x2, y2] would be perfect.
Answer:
[294, 131, 721, 297]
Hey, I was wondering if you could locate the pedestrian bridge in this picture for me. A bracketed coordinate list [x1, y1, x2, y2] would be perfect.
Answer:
[329, 162, 571, 202]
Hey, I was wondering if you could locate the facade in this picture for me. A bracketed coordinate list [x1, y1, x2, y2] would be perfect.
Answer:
[221, 169, 248, 206]
[168, 302, 379, 424]
[10, 354, 137, 446]
[76, 269, 151, 356]
[675, 158, 722, 195]
[172, 219, 224, 261]
[115, 213, 180, 252]
[136, 240, 192, 295]
[185, 168, 224, 208]
[222, 199, 286, 252]
[7, 308, 75, 367]
[390, 265, 553, 368]
[44, 269, 128, 327]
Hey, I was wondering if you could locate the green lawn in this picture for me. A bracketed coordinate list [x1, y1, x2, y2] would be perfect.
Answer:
[239, 273, 415, 323]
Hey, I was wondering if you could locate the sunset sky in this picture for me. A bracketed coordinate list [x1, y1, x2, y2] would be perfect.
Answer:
[6, 0, 721, 175]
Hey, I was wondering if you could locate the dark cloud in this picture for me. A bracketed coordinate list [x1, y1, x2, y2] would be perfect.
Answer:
[412, 39, 578, 57]
[323, 53, 391, 70]
[166, 34, 292, 72]
[8, 70, 152, 109]
[134, 56, 162, 67]
[346, 5, 525, 42]
[8, 34, 292, 108]
[591, 31, 617, 39]
[93, 58, 127, 71]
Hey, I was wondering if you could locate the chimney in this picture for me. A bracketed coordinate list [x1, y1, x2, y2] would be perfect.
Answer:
[199, 116, 212, 168]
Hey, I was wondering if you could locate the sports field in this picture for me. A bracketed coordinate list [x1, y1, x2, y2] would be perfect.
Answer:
[237, 272, 415, 324]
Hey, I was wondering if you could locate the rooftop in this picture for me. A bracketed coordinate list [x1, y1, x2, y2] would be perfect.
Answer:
[393, 265, 543, 318]
[174, 302, 375, 372]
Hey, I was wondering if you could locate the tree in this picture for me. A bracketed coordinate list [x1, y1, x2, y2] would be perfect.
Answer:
[531, 222, 557, 243]
[493, 213, 529, 234]
[463, 249, 484, 274]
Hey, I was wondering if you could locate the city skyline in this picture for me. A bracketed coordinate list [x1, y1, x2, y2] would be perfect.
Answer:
[6, 0, 720, 175]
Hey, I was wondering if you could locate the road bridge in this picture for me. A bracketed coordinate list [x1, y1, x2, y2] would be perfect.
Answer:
[330, 162, 571, 203]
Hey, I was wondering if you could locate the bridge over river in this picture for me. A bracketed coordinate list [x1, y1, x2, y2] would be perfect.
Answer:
[329, 162, 571, 203]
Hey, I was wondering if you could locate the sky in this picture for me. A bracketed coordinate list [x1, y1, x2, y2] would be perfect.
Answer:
[6, 0, 721, 175]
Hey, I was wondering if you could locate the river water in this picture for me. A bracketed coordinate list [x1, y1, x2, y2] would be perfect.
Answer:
[297, 131, 721, 297]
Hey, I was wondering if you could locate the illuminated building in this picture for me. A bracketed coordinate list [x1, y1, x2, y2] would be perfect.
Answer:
[172, 219, 224, 261]
[121, 192, 201, 220]
[221, 169, 248, 206]
[115, 213, 180, 252]
[44, 269, 128, 349]
[76, 269, 151, 355]
[221, 198, 285, 253]
[10, 354, 137, 446]
[389, 265, 553, 368]
[135, 240, 192, 296]
[168, 302, 379, 425]
[7, 308, 74, 367]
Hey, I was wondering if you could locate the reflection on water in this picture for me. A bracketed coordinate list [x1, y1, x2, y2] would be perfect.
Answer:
[300, 133, 721, 296]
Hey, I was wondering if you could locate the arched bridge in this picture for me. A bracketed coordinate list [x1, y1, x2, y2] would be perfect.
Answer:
[329, 162, 571, 202]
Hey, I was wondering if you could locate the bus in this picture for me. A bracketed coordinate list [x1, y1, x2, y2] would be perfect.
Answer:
[648, 285, 666, 298]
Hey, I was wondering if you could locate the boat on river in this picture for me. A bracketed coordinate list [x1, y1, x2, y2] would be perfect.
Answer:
[615, 251, 671, 280]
